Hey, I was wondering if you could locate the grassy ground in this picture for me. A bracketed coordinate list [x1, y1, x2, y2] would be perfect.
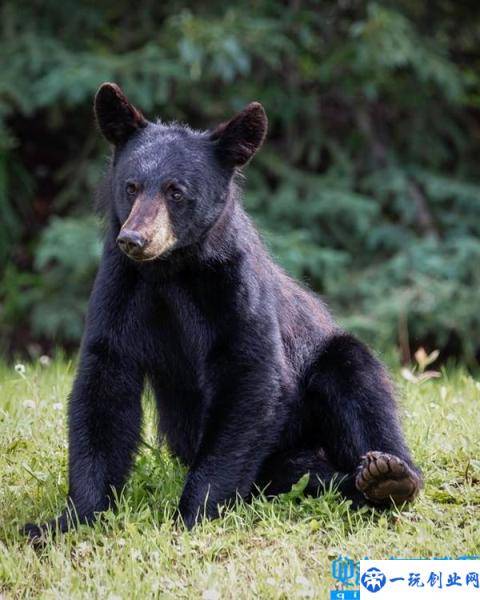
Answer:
[0, 357, 479, 599]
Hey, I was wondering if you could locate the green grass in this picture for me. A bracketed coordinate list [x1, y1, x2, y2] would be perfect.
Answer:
[1, 358, 479, 599]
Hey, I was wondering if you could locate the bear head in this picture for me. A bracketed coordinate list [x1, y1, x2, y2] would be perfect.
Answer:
[94, 82, 268, 262]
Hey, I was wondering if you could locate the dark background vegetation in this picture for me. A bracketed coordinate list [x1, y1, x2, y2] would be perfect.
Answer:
[1, 1, 480, 363]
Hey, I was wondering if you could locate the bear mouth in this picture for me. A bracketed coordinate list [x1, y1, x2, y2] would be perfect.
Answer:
[119, 240, 178, 262]
[120, 247, 173, 262]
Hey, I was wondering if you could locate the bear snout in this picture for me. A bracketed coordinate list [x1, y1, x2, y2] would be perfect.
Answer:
[116, 229, 147, 259]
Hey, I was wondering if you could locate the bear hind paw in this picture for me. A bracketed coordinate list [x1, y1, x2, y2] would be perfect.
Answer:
[355, 451, 421, 506]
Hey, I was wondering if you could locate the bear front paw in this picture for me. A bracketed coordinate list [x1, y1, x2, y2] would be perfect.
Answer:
[21, 522, 50, 547]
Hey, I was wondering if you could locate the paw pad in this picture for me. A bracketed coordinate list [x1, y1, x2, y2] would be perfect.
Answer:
[355, 451, 421, 505]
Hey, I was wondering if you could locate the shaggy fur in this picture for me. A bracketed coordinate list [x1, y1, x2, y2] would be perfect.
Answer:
[23, 84, 422, 541]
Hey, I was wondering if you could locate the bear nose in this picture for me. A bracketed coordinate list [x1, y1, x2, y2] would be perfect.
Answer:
[117, 230, 147, 257]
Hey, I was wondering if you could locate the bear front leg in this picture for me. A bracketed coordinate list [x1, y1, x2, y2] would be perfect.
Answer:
[178, 342, 283, 529]
[22, 340, 144, 544]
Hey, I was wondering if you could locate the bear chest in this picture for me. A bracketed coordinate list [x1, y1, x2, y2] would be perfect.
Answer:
[140, 281, 217, 388]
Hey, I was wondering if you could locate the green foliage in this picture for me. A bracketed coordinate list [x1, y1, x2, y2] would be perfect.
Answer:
[1, 1, 480, 360]
[31, 216, 103, 342]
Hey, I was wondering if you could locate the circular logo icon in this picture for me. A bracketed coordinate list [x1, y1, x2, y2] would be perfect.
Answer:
[361, 567, 387, 593]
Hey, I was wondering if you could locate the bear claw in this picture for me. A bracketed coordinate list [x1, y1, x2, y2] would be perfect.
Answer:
[355, 451, 421, 505]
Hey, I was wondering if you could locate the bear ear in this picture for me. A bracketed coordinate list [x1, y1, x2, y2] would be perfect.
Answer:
[94, 82, 147, 146]
[210, 102, 268, 168]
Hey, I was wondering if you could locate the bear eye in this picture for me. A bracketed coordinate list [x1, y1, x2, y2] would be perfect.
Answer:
[125, 182, 138, 196]
[169, 187, 183, 202]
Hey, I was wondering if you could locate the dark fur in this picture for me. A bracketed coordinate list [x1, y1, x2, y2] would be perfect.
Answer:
[23, 84, 421, 539]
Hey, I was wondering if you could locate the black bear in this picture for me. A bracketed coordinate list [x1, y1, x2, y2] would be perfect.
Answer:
[23, 83, 422, 541]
